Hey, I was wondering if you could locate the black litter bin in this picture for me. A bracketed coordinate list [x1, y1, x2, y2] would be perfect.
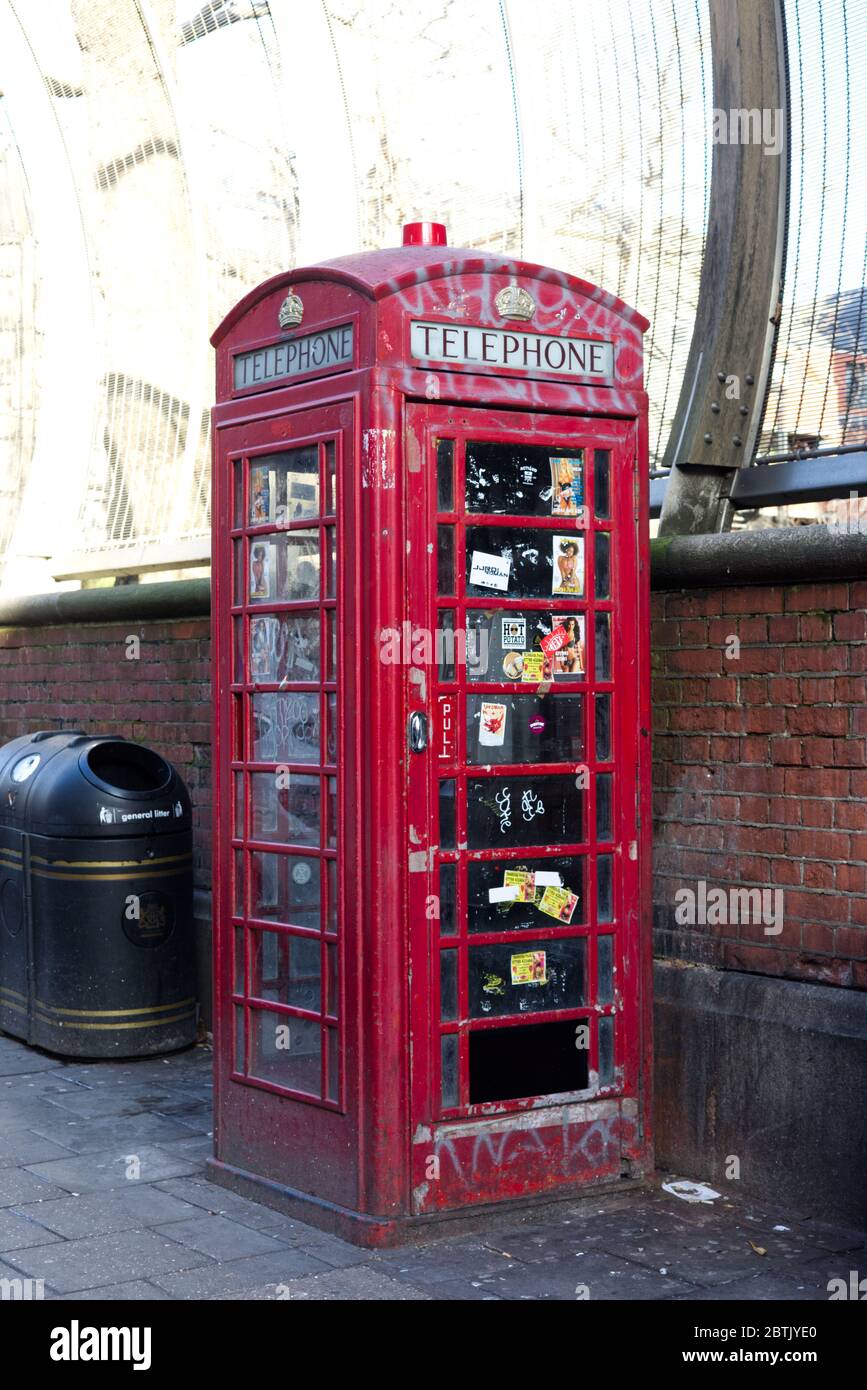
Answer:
[0, 730, 197, 1058]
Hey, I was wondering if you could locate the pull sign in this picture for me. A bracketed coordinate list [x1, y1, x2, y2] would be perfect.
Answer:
[437, 696, 455, 760]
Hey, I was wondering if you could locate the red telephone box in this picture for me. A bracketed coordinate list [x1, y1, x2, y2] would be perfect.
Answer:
[209, 223, 652, 1244]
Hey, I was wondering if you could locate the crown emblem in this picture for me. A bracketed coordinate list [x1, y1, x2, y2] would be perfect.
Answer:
[495, 284, 535, 321]
[278, 290, 304, 329]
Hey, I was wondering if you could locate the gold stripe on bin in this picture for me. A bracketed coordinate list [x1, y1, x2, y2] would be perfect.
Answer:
[34, 997, 195, 1019]
[32, 1010, 196, 1032]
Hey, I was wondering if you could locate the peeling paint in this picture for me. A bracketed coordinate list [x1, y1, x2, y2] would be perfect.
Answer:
[361, 427, 396, 489]
[408, 850, 428, 873]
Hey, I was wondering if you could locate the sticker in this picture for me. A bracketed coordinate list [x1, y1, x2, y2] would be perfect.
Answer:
[529, 714, 546, 734]
[538, 885, 579, 923]
[552, 535, 584, 596]
[479, 701, 507, 746]
[502, 651, 524, 680]
[511, 950, 547, 985]
[249, 540, 275, 600]
[504, 869, 535, 902]
[548, 616, 585, 678]
[482, 972, 506, 995]
[521, 652, 545, 683]
[501, 617, 527, 649]
[534, 870, 562, 887]
[550, 456, 584, 517]
[251, 615, 277, 680]
[291, 861, 313, 885]
[489, 884, 521, 904]
[438, 694, 455, 760]
[470, 550, 511, 591]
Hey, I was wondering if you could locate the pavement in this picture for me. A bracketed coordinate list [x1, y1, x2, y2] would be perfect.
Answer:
[0, 1033, 863, 1302]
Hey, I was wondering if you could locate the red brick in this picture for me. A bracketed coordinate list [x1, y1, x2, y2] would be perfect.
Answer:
[738, 795, 770, 822]
[739, 677, 770, 705]
[732, 648, 783, 675]
[770, 736, 803, 766]
[741, 735, 771, 763]
[784, 645, 848, 673]
[768, 615, 799, 643]
[799, 799, 834, 828]
[833, 610, 867, 641]
[666, 649, 723, 675]
[787, 705, 848, 736]
[837, 676, 867, 703]
[768, 676, 800, 704]
[837, 863, 867, 894]
[800, 923, 834, 954]
[709, 736, 741, 762]
[833, 739, 867, 768]
[667, 591, 723, 618]
[784, 582, 850, 612]
[799, 613, 833, 642]
[721, 586, 784, 614]
[771, 858, 801, 886]
[785, 827, 850, 859]
[835, 801, 867, 831]
[834, 926, 867, 959]
[803, 861, 834, 889]
[785, 890, 846, 923]
[799, 677, 836, 703]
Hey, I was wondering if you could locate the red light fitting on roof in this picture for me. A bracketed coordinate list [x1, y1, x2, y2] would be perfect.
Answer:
[402, 221, 448, 247]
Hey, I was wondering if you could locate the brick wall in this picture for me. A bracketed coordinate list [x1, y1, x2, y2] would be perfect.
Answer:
[2, 582, 866, 993]
[653, 580, 867, 988]
[0, 617, 212, 889]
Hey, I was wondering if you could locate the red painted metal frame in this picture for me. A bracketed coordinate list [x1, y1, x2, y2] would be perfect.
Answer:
[209, 244, 651, 1244]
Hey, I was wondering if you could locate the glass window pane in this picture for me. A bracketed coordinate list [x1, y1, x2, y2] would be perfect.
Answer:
[467, 693, 584, 765]
[250, 851, 321, 928]
[439, 779, 456, 849]
[468, 938, 586, 1018]
[597, 935, 614, 1004]
[596, 772, 613, 842]
[439, 862, 457, 937]
[466, 610, 586, 683]
[598, 1015, 615, 1086]
[440, 951, 458, 1021]
[325, 440, 337, 515]
[441, 1034, 459, 1109]
[249, 1009, 321, 1094]
[252, 930, 321, 1012]
[250, 613, 320, 684]
[466, 527, 584, 599]
[327, 777, 337, 849]
[466, 442, 584, 518]
[437, 525, 455, 594]
[326, 1027, 339, 1102]
[325, 527, 336, 599]
[468, 856, 584, 932]
[235, 1006, 245, 1073]
[233, 537, 244, 606]
[233, 927, 244, 995]
[436, 439, 455, 512]
[250, 447, 319, 525]
[251, 692, 320, 764]
[233, 460, 244, 526]
[326, 941, 339, 1017]
[326, 609, 337, 680]
[596, 694, 612, 762]
[249, 531, 320, 604]
[597, 854, 614, 923]
[233, 848, 244, 918]
[251, 772, 320, 846]
[595, 612, 611, 681]
[438, 609, 456, 681]
[326, 858, 338, 933]
[233, 616, 244, 684]
[595, 531, 610, 599]
[594, 449, 610, 519]
[326, 693, 337, 764]
[234, 772, 244, 839]
[467, 774, 583, 849]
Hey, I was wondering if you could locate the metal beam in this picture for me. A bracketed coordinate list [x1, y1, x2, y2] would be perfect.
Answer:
[658, 0, 789, 535]
[651, 451, 867, 517]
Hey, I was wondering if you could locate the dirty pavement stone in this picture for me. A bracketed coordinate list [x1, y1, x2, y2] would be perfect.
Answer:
[0, 1034, 863, 1301]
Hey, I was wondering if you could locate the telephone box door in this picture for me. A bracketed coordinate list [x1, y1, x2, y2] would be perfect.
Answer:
[406, 402, 649, 1212]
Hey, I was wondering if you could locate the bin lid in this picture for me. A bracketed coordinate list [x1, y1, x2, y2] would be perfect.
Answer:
[0, 732, 192, 838]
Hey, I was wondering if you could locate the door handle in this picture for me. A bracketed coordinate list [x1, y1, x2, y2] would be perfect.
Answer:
[408, 711, 428, 753]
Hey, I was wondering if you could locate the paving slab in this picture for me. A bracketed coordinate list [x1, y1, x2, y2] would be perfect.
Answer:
[214, 1266, 433, 1300]
[0, 1128, 77, 1167]
[0, 1208, 64, 1253]
[23, 1145, 205, 1194]
[2, 1227, 212, 1294]
[150, 1214, 292, 1262]
[12, 1186, 205, 1240]
[150, 1247, 331, 1300]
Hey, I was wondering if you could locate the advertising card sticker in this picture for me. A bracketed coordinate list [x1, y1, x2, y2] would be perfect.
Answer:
[479, 701, 507, 746]
[521, 652, 545, 683]
[511, 950, 547, 985]
[470, 551, 511, 591]
[550, 456, 584, 517]
[552, 536, 584, 596]
[538, 885, 579, 923]
[501, 617, 527, 649]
